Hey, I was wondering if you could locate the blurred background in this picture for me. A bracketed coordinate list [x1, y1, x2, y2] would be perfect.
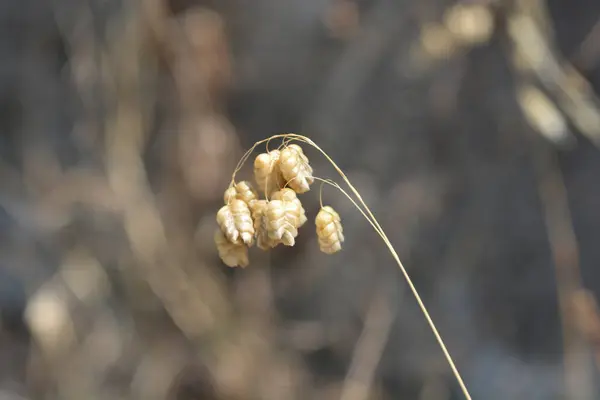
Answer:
[1, 0, 600, 398]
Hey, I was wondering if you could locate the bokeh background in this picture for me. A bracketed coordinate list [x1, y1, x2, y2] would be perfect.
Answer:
[1, 0, 600, 398]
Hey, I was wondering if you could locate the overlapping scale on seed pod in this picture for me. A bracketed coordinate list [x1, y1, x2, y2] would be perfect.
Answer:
[216, 199, 255, 245]
[254, 150, 286, 196]
[279, 144, 314, 193]
[270, 188, 307, 228]
[249, 199, 277, 250]
[264, 199, 298, 246]
[223, 180, 258, 205]
[223, 187, 237, 204]
[315, 206, 344, 254]
[214, 230, 249, 268]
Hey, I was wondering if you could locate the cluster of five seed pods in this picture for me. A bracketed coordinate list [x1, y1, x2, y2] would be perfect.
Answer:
[215, 143, 345, 267]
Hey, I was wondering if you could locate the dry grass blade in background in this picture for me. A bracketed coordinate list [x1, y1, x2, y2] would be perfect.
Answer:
[530, 138, 597, 400]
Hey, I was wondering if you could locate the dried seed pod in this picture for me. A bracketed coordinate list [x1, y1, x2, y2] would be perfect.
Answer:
[271, 188, 307, 228]
[234, 181, 258, 204]
[249, 199, 267, 223]
[216, 199, 255, 245]
[223, 181, 258, 205]
[214, 230, 249, 268]
[254, 150, 286, 195]
[250, 199, 277, 250]
[216, 204, 237, 242]
[265, 199, 298, 246]
[315, 206, 344, 254]
[223, 186, 237, 204]
[279, 144, 314, 193]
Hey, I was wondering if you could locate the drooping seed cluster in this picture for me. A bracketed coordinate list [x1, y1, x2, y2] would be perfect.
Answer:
[214, 142, 344, 267]
[315, 206, 344, 254]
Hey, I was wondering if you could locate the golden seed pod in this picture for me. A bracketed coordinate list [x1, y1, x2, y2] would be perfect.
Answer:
[270, 187, 297, 202]
[279, 144, 314, 193]
[223, 181, 258, 205]
[214, 230, 249, 268]
[315, 206, 344, 254]
[254, 150, 286, 196]
[223, 186, 237, 204]
[250, 199, 278, 250]
[216, 199, 255, 245]
[265, 199, 298, 246]
[271, 188, 307, 228]
[249, 199, 267, 225]
[234, 181, 258, 205]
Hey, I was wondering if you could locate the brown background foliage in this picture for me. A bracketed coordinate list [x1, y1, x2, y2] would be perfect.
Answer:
[0, 0, 600, 398]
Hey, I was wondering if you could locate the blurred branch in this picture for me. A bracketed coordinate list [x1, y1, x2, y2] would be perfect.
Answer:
[340, 284, 395, 400]
[511, 4, 600, 393]
[572, 289, 600, 370]
[307, 1, 407, 141]
[509, 0, 600, 148]
[102, 2, 231, 345]
[530, 138, 596, 399]
[572, 17, 600, 71]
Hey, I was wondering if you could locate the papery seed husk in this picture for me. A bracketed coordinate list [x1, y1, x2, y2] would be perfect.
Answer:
[254, 150, 286, 196]
[279, 144, 314, 194]
[250, 199, 278, 250]
[230, 199, 255, 245]
[271, 188, 307, 228]
[315, 206, 344, 254]
[265, 199, 297, 246]
[234, 181, 258, 204]
[216, 204, 239, 243]
[223, 181, 258, 206]
[223, 186, 237, 204]
[214, 229, 249, 267]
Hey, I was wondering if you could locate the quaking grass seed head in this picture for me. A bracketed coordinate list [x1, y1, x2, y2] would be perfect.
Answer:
[249, 199, 278, 250]
[279, 144, 314, 193]
[223, 187, 237, 204]
[216, 199, 255, 245]
[224, 181, 258, 205]
[265, 199, 298, 246]
[271, 188, 307, 228]
[230, 199, 255, 245]
[254, 150, 286, 196]
[315, 206, 344, 254]
[216, 204, 237, 243]
[270, 187, 297, 202]
[214, 229, 249, 268]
